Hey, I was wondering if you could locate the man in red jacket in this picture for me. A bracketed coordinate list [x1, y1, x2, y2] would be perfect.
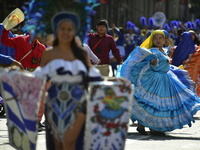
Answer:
[1, 28, 46, 72]
[1, 28, 46, 132]
[88, 19, 123, 76]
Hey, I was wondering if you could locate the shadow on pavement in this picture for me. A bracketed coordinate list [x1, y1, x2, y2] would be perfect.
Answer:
[0, 115, 6, 118]
[0, 142, 10, 146]
[0, 135, 9, 138]
[193, 116, 200, 120]
[0, 129, 8, 131]
[127, 131, 200, 141]
[129, 123, 137, 127]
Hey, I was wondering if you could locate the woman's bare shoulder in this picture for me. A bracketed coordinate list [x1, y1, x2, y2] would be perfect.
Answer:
[43, 47, 57, 55]
[40, 47, 56, 66]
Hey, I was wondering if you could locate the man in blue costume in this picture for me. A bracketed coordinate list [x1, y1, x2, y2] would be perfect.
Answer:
[0, 23, 15, 58]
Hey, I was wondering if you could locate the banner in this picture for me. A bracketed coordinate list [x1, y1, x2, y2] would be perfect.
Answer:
[0, 69, 45, 150]
[85, 79, 133, 150]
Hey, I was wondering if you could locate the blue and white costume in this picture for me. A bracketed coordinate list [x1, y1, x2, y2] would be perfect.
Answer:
[33, 59, 101, 150]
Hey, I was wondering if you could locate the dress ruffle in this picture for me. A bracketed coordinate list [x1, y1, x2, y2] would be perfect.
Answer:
[116, 46, 156, 82]
[33, 59, 101, 82]
[117, 46, 200, 132]
[169, 65, 196, 93]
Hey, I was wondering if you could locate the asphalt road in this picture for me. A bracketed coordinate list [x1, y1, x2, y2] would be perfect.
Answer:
[126, 111, 200, 150]
[0, 111, 200, 150]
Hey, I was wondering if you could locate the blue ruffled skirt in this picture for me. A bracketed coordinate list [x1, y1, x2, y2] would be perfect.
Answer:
[117, 46, 200, 132]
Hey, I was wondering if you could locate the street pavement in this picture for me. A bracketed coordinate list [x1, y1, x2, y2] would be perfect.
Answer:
[0, 111, 200, 150]
[126, 111, 200, 150]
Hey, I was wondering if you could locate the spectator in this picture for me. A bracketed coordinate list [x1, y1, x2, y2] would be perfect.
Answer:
[88, 19, 123, 76]
[112, 24, 125, 60]
[110, 24, 125, 76]
[124, 22, 136, 60]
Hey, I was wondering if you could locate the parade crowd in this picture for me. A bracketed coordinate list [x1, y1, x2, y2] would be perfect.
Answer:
[0, 2, 200, 150]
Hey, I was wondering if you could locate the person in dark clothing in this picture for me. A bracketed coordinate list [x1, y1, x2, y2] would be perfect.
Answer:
[110, 24, 125, 76]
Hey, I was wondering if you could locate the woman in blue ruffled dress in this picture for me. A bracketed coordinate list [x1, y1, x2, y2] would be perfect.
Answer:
[117, 30, 200, 136]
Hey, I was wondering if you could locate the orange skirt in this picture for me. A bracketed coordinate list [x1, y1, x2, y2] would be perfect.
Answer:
[183, 50, 200, 96]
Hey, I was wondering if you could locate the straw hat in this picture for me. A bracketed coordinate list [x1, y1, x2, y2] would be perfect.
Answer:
[2, 8, 24, 30]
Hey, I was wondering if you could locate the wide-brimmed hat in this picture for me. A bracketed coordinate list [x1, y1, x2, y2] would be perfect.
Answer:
[2, 8, 24, 30]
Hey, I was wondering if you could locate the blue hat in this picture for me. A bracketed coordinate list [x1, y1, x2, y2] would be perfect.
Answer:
[130, 23, 136, 31]
[126, 21, 133, 30]
[163, 23, 171, 31]
[195, 19, 200, 30]
[51, 11, 80, 37]
[191, 22, 196, 30]
[186, 21, 193, 30]
[140, 17, 147, 26]
[170, 20, 179, 29]
[195, 19, 200, 26]
[162, 30, 169, 37]
[148, 17, 157, 28]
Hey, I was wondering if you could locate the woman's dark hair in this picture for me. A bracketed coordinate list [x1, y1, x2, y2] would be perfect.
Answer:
[177, 28, 183, 36]
[188, 30, 200, 45]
